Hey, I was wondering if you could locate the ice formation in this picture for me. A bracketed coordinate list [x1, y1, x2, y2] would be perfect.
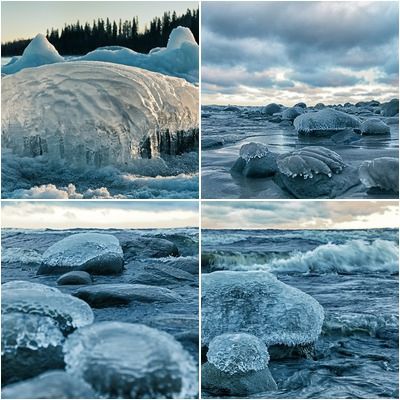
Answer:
[39, 233, 124, 275]
[2, 282, 94, 333]
[1, 247, 43, 265]
[2, 312, 65, 384]
[2, 61, 198, 168]
[293, 109, 360, 135]
[276, 146, 345, 179]
[78, 26, 198, 82]
[232, 142, 278, 178]
[1, 370, 96, 399]
[202, 271, 324, 346]
[359, 157, 399, 193]
[2, 34, 63, 74]
[64, 322, 198, 398]
[207, 333, 270, 374]
[360, 118, 390, 135]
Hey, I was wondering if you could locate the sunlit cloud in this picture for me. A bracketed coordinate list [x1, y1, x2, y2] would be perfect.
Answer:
[1, 201, 199, 229]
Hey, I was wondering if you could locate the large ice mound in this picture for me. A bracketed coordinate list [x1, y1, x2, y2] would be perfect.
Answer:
[78, 26, 198, 82]
[64, 321, 198, 398]
[359, 157, 399, 193]
[2, 61, 198, 168]
[2, 34, 63, 74]
[294, 109, 360, 135]
[202, 271, 324, 346]
[2, 281, 94, 333]
[39, 233, 124, 275]
[207, 333, 270, 374]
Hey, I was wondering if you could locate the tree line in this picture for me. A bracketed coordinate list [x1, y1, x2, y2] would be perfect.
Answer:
[2, 8, 198, 56]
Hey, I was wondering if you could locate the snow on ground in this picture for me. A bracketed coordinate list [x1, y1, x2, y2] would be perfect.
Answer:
[2, 27, 198, 83]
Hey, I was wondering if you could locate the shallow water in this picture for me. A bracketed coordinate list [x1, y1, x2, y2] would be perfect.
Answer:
[202, 228, 399, 399]
[201, 106, 399, 199]
[1, 228, 199, 362]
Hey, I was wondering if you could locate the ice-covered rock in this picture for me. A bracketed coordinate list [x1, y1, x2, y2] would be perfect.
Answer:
[78, 26, 198, 83]
[38, 233, 124, 275]
[359, 118, 390, 135]
[359, 157, 399, 193]
[2, 282, 94, 333]
[277, 146, 345, 179]
[2, 280, 60, 293]
[207, 333, 270, 374]
[73, 283, 181, 307]
[223, 105, 241, 112]
[64, 322, 198, 398]
[314, 103, 325, 109]
[202, 271, 324, 347]
[231, 142, 278, 178]
[1, 370, 96, 399]
[274, 146, 360, 198]
[294, 109, 360, 135]
[2, 34, 64, 75]
[294, 102, 307, 109]
[264, 103, 281, 115]
[2, 313, 65, 384]
[282, 106, 304, 121]
[129, 264, 196, 286]
[201, 362, 277, 396]
[57, 271, 92, 285]
[2, 62, 199, 168]
[381, 99, 399, 117]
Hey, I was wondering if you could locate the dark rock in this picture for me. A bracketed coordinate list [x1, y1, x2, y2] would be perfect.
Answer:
[73, 283, 181, 307]
[202, 362, 277, 396]
[381, 99, 399, 117]
[294, 102, 307, 108]
[121, 237, 179, 262]
[130, 264, 197, 286]
[57, 271, 92, 286]
[264, 103, 281, 115]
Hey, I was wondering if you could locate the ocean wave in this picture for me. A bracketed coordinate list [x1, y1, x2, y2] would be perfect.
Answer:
[1, 247, 43, 265]
[205, 239, 398, 275]
[323, 312, 398, 339]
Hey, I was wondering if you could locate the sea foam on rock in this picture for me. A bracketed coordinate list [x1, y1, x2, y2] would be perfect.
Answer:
[38, 233, 124, 275]
[1, 370, 96, 399]
[2, 34, 64, 74]
[64, 322, 198, 398]
[2, 61, 198, 168]
[275, 146, 360, 198]
[202, 271, 324, 347]
[73, 283, 182, 307]
[359, 157, 399, 193]
[202, 333, 277, 396]
[231, 142, 278, 178]
[294, 109, 360, 135]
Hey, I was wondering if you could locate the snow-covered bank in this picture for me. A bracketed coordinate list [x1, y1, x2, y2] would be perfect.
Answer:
[2, 27, 198, 83]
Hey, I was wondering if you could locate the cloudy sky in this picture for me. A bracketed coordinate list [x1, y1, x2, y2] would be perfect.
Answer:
[202, 201, 399, 230]
[1, 201, 198, 229]
[2, 1, 197, 42]
[202, 1, 399, 105]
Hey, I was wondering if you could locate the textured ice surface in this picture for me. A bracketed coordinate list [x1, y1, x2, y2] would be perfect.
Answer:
[294, 109, 360, 135]
[78, 26, 198, 83]
[2, 283, 94, 333]
[2, 61, 198, 168]
[2, 312, 64, 355]
[64, 322, 198, 398]
[40, 233, 123, 274]
[360, 118, 390, 135]
[1, 370, 96, 399]
[207, 333, 270, 374]
[2, 281, 60, 293]
[277, 146, 345, 179]
[239, 142, 271, 162]
[359, 157, 399, 192]
[2, 34, 63, 74]
[202, 271, 324, 346]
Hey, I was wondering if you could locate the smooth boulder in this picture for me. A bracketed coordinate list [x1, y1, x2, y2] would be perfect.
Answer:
[360, 118, 390, 135]
[57, 271, 92, 285]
